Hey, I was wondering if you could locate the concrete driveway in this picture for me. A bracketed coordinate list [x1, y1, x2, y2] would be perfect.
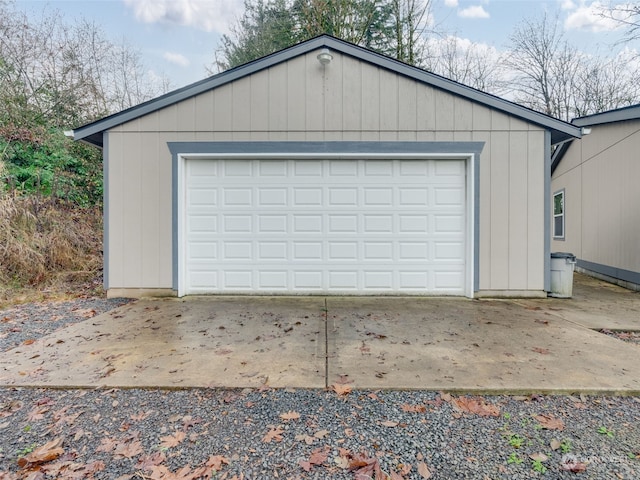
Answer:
[1, 274, 639, 393]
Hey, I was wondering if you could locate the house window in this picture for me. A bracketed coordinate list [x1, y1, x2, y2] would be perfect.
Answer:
[553, 190, 564, 239]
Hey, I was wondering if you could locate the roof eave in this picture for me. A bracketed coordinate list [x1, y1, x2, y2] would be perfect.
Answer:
[573, 103, 640, 127]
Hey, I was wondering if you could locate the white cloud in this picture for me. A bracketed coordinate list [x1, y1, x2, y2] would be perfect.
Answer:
[444, 0, 459, 7]
[564, 1, 626, 32]
[458, 5, 490, 19]
[123, 0, 243, 34]
[163, 52, 190, 67]
[560, 0, 576, 10]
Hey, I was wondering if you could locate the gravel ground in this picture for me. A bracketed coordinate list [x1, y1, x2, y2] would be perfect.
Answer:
[0, 298, 132, 353]
[0, 298, 639, 480]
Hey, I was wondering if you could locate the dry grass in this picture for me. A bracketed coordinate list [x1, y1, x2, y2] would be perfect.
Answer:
[0, 192, 103, 308]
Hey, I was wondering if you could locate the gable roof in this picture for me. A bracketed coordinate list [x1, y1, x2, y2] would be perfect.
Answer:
[551, 103, 640, 173]
[74, 35, 581, 148]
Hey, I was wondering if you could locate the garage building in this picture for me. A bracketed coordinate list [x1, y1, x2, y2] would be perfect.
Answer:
[73, 35, 581, 298]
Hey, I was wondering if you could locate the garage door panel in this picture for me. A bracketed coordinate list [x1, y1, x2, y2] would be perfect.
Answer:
[223, 215, 252, 233]
[184, 158, 466, 294]
[258, 188, 287, 205]
[434, 187, 465, 206]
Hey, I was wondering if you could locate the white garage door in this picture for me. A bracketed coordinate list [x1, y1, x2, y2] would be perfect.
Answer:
[183, 158, 466, 295]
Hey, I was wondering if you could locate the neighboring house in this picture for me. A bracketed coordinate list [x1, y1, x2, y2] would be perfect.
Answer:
[551, 104, 640, 291]
[72, 35, 580, 299]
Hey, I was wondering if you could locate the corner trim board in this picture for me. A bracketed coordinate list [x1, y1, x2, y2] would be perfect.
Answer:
[544, 131, 551, 292]
[103, 131, 109, 290]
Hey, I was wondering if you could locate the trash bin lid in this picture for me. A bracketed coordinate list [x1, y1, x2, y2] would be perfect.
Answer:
[551, 252, 576, 260]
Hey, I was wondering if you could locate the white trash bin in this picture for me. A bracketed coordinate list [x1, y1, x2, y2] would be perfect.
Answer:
[550, 252, 576, 298]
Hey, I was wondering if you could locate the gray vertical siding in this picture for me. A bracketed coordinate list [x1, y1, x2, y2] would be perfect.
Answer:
[552, 120, 640, 279]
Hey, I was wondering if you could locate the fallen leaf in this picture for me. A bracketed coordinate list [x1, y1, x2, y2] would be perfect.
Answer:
[206, 454, 230, 471]
[349, 453, 383, 479]
[401, 404, 426, 413]
[135, 451, 166, 470]
[381, 420, 399, 427]
[451, 396, 500, 417]
[96, 437, 118, 453]
[295, 434, 315, 445]
[279, 411, 301, 421]
[299, 446, 330, 471]
[332, 384, 352, 396]
[130, 411, 151, 422]
[23, 339, 35, 345]
[27, 406, 49, 422]
[532, 347, 550, 354]
[529, 452, 549, 462]
[160, 431, 186, 448]
[314, 429, 329, 439]
[533, 414, 565, 431]
[560, 456, 588, 473]
[417, 461, 432, 479]
[550, 439, 561, 450]
[17, 437, 64, 468]
[113, 440, 143, 459]
[262, 426, 284, 443]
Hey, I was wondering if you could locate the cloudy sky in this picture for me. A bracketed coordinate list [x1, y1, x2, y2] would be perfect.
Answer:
[14, 0, 638, 89]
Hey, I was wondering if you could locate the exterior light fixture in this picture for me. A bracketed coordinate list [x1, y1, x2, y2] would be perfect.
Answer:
[317, 48, 333, 66]
[581, 127, 592, 135]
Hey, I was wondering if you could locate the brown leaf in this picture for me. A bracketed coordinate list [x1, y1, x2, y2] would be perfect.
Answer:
[299, 460, 313, 472]
[560, 457, 588, 473]
[300, 446, 330, 471]
[26, 406, 49, 422]
[295, 433, 315, 445]
[135, 451, 167, 470]
[262, 426, 284, 443]
[451, 396, 500, 417]
[401, 404, 426, 413]
[314, 429, 329, 439]
[532, 347, 550, 354]
[160, 431, 186, 449]
[205, 454, 230, 471]
[381, 420, 399, 427]
[23, 339, 35, 345]
[550, 439, 561, 450]
[533, 414, 565, 431]
[332, 384, 352, 396]
[96, 437, 118, 453]
[113, 440, 143, 459]
[130, 411, 152, 422]
[279, 411, 301, 421]
[417, 461, 432, 479]
[75, 308, 98, 318]
[17, 437, 64, 468]
[529, 452, 549, 462]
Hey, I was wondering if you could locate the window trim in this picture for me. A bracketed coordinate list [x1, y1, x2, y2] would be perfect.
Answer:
[553, 189, 565, 240]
